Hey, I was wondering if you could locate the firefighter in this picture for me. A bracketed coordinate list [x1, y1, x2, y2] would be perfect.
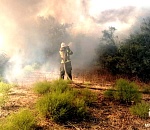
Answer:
[59, 42, 73, 80]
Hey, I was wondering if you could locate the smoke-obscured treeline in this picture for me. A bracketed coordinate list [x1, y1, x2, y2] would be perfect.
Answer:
[28, 16, 98, 68]
[95, 17, 150, 82]
[0, 14, 99, 82]
[0, 15, 150, 83]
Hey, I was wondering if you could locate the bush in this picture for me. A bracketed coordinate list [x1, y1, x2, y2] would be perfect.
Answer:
[130, 102, 150, 119]
[0, 95, 8, 106]
[114, 79, 141, 104]
[33, 81, 51, 94]
[36, 93, 51, 117]
[35, 80, 99, 123]
[33, 79, 72, 95]
[0, 109, 36, 130]
[0, 82, 12, 106]
[0, 82, 11, 93]
[73, 97, 87, 118]
[50, 79, 71, 93]
[36, 90, 87, 122]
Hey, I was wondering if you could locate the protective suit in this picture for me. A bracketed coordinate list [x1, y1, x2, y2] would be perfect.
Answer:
[59, 42, 73, 80]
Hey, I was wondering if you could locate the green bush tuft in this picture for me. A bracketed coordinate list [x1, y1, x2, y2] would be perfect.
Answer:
[114, 79, 141, 104]
[103, 79, 141, 104]
[50, 79, 71, 93]
[33, 81, 51, 94]
[0, 82, 11, 93]
[33, 79, 71, 95]
[36, 90, 87, 122]
[0, 109, 36, 130]
[73, 97, 87, 118]
[0, 82, 12, 107]
[130, 102, 150, 119]
[35, 80, 99, 123]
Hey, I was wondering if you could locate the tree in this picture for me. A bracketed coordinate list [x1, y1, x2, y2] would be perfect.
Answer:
[101, 26, 117, 45]
[37, 16, 72, 58]
[96, 27, 118, 74]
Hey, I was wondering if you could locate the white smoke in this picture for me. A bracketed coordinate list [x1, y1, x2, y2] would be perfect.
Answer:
[0, 0, 149, 83]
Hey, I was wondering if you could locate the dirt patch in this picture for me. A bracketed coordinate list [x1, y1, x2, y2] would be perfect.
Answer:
[0, 85, 37, 119]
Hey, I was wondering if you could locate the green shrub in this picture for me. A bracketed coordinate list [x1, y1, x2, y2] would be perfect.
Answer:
[50, 79, 71, 93]
[130, 102, 150, 119]
[35, 80, 99, 122]
[0, 109, 36, 130]
[0, 94, 8, 106]
[114, 79, 141, 104]
[36, 89, 87, 122]
[104, 89, 115, 99]
[0, 82, 11, 107]
[81, 88, 98, 106]
[0, 82, 11, 93]
[49, 91, 76, 121]
[73, 97, 87, 118]
[33, 80, 71, 95]
[36, 93, 51, 117]
[33, 81, 51, 94]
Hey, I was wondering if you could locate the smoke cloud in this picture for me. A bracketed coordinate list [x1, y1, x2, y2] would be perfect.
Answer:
[0, 0, 149, 82]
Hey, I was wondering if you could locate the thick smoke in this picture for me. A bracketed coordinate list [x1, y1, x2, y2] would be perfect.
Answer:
[95, 7, 136, 23]
[0, 0, 149, 82]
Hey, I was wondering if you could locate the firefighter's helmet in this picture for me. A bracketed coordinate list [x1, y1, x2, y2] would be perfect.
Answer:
[61, 42, 66, 48]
